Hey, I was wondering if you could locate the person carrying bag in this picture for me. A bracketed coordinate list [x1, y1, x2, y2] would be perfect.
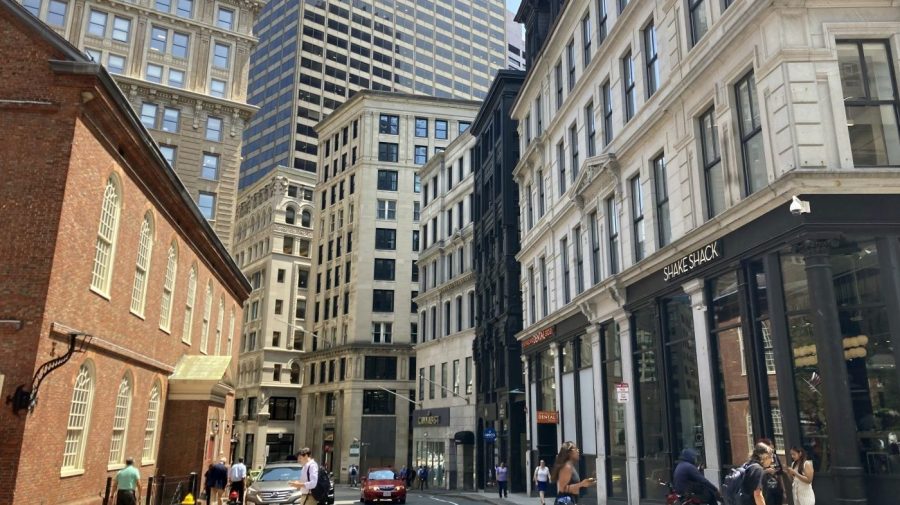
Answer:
[550, 442, 596, 505]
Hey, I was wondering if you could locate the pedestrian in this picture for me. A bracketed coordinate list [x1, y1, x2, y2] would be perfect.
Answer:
[495, 462, 509, 498]
[533, 460, 550, 505]
[550, 442, 596, 504]
[288, 448, 320, 505]
[230, 457, 248, 504]
[738, 443, 774, 505]
[417, 466, 427, 490]
[399, 466, 408, 487]
[757, 438, 785, 505]
[210, 459, 229, 504]
[785, 447, 815, 505]
[672, 448, 720, 505]
[111, 457, 142, 505]
[204, 464, 214, 504]
[350, 464, 359, 487]
[405, 466, 414, 488]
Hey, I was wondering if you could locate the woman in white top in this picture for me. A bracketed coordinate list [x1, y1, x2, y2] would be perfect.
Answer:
[785, 446, 815, 505]
[533, 460, 551, 505]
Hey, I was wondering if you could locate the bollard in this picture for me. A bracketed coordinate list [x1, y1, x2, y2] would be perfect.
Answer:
[146, 476, 154, 505]
[103, 476, 113, 504]
[189, 471, 199, 498]
[181, 493, 196, 505]
[156, 475, 166, 505]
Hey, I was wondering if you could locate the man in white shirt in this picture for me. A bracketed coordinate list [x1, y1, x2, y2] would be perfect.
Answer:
[289, 448, 319, 505]
[229, 457, 248, 504]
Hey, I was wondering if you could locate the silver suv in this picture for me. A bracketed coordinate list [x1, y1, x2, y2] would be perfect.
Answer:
[245, 462, 334, 505]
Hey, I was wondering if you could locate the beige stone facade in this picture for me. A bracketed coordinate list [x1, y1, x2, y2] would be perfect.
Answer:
[20, 0, 261, 248]
[231, 166, 316, 467]
[296, 91, 480, 480]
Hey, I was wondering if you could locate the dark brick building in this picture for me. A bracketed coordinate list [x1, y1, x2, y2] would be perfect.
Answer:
[471, 70, 527, 492]
[0, 3, 250, 503]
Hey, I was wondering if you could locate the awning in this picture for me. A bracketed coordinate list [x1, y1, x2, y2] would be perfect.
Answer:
[454, 431, 475, 445]
[167, 355, 233, 405]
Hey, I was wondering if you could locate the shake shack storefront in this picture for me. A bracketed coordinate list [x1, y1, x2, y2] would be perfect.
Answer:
[616, 195, 900, 505]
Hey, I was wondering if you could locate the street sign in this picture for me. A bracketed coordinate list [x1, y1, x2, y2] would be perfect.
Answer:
[349, 441, 360, 457]
[483, 427, 497, 443]
[616, 383, 629, 403]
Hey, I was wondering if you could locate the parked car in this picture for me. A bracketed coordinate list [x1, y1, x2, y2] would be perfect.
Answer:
[360, 468, 407, 504]
[245, 462, 335, 505]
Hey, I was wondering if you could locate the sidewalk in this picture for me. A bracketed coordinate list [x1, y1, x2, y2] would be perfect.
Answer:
[419, 488, 537, 505]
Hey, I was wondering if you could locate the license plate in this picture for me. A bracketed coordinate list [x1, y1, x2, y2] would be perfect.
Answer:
[382, 492, 392, 497]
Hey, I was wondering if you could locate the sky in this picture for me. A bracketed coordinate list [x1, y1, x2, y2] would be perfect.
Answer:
[506, 0, 521, 13]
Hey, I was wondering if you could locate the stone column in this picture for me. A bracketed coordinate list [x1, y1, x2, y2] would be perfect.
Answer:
[550, 342, 563, 448]
[682, 278, 721, 484]
[801, 239, 866, 505]
[588, 324, 607, 505]
[521, 355, 533, 496]
[614, 312, 639, 505]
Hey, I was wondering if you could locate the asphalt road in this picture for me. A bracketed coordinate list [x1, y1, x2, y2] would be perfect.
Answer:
[332, 486, 485, 505]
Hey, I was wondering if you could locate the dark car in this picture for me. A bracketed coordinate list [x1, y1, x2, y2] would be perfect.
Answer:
[245, 462, 335, 505]
[360, 468, 407, 504]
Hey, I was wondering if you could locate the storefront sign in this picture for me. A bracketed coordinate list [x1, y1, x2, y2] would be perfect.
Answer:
[615, 383, 630, 403]
[484, 428, 497, 442]
[522, 327, 555, 349]
[662, 240, 723, 282]
[349, 441, 360, 457]
[414, 407, 450, 427]
[536, 411, 559, 424]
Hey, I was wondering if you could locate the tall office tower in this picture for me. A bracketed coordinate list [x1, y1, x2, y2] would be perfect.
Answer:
[470, 70, 526, 493]
[231, 167, 316, 467]
[238, 0, 509, 189]
[506, 10, 525, 70]
[297, 91, 480, 479]
[19, 0, 261, 248]
[412, 131, 478, 490]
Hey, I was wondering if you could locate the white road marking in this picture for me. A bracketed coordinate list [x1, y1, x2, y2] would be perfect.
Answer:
[429, 496, 460, 505]
[335, 500, 359, 505]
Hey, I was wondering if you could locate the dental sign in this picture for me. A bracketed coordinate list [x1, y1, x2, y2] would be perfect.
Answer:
[662, 240, 723, 282]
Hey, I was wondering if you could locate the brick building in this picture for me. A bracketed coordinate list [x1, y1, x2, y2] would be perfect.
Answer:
[0, 2, 250, 504]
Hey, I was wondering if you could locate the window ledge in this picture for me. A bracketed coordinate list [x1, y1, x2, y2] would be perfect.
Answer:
[142, 460, 156, 467]
[60, 468, 85, 478]
[108, 463, 126, 472]
[90, 286, 112, 301]
[159, 326, 171, 335]
[130, 309, 146, 320]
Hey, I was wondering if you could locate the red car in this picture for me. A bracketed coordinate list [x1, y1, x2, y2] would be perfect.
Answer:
[360, 468, 407, 504]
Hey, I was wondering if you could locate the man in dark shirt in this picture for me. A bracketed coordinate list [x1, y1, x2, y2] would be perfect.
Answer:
[672, 449, 719, 505]
[741, 444, 774, 505]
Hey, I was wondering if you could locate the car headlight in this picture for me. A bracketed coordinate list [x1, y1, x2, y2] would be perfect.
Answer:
[395, 486, 404, 491]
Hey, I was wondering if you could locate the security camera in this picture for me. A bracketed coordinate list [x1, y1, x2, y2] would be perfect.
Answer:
[789, 196, 810, 216]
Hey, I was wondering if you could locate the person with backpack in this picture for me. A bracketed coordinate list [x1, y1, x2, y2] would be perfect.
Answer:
[757, 439, 784, 505]
[289, 448, 331, 505]
[722, 443, 774, 505]
[349, 464, 359, 488]
[785, 447, 815, 505]
[672, 448, 720, 505]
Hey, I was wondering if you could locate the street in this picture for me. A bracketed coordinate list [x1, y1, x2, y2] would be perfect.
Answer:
[332, 485, 528, 505]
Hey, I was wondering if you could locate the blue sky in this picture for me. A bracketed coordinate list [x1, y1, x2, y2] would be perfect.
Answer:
[506, 0, 521, 13]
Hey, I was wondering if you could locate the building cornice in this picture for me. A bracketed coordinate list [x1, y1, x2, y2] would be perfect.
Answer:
[116, 76, 257, 120]
[415, 270, 476, 305]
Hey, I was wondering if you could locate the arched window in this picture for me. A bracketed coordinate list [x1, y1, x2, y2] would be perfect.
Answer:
[131, 212, 154, 316]
[142, 381, 161, 463]
[285, 206, 296, 225]
[290, 362, 301, 384]
[215, 297, 225, 355]
[62, 363, 95, 472]
[91, 175, 121, 295]
[108, 373, 133, 465]
[200, 282, 213, 354]
[227, 308, 235, 355]
[159, 242, 178, 331]
[182, 266, 197, 344]
[301, 209, 312, 227]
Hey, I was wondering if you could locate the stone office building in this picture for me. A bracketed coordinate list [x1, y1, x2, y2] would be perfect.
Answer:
[471, 70, 527, 493]
[413, 130, 478, 490]
[512, 0, 900, 504]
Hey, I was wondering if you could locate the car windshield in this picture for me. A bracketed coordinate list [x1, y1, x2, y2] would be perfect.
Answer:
[259, 467, 302, 482]
[368, 470, 396, 480]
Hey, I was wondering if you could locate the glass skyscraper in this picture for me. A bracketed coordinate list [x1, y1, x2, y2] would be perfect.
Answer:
[239, 0, 509, 188]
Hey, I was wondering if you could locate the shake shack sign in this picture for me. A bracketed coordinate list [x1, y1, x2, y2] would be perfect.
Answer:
[663, 240, 722, 282]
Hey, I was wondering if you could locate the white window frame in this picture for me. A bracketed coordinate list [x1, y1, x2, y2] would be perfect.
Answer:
[182, 266, 197, 344]
[108, 374, 133, 468]
[200, 282, 213, 354]
[91, 176, 121, 297]
[62, 363, 95, 475]
[376, 199, 397, 220]
[130, 212, 154, 317]
[141, 381, 162, 463]
[159, 242, 178, 332]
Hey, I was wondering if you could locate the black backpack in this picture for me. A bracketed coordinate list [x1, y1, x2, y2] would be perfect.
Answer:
[721, 463, 752, 505]
[307, 464, 331, 502]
